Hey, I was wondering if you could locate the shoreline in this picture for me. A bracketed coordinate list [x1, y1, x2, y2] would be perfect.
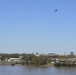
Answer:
[0, 62, 54, 67]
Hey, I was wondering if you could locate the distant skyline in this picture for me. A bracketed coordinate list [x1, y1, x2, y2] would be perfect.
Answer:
[0, 0, 76, 54]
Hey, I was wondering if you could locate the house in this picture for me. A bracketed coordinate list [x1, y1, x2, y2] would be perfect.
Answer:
[8, 58, 21, 63]
[47, 53, 57, 58]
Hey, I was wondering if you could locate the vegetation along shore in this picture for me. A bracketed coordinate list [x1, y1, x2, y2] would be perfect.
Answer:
[0, 52, 76, 67]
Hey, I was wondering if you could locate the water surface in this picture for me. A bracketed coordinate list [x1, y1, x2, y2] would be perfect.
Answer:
[0, 65, 76, 75]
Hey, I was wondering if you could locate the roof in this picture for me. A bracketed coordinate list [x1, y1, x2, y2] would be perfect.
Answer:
[48, 53, 56, 56]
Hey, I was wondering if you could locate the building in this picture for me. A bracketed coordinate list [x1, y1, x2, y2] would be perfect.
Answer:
[47, 53, 57, 57]
[8, 58, 21, 63]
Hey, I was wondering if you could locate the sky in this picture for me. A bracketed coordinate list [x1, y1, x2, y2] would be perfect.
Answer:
[0, 0, 76, 54]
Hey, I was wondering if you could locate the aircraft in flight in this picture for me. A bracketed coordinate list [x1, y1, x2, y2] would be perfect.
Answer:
[55, 9, 58, 12]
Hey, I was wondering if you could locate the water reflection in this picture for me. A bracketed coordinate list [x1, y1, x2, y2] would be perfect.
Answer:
[0, 66, 76, 75]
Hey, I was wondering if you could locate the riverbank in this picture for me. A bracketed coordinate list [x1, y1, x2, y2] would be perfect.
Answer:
[1, 62, 76, 67]
[0, 62, 54, 67]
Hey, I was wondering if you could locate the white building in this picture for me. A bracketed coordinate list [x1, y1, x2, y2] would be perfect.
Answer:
[8, 58, 21, 63]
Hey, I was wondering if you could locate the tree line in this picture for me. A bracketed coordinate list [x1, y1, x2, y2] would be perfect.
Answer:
[0, 53, 50, 65]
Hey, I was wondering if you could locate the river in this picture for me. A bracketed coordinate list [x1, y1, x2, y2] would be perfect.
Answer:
[0, 65, 76, 75]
